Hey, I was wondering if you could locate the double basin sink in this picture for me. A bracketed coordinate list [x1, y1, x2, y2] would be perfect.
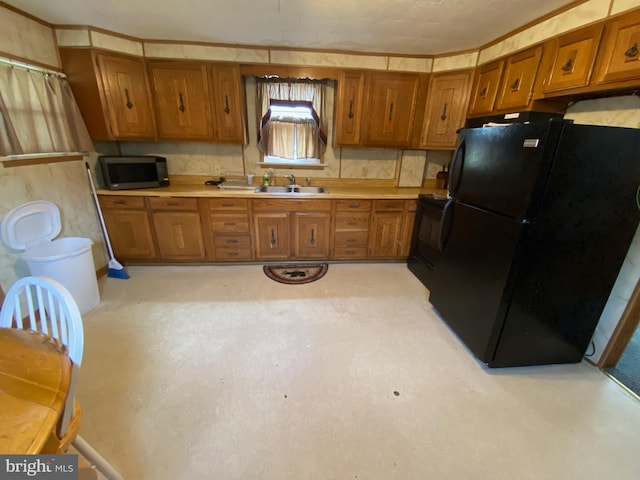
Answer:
[254, 185, 329, 194]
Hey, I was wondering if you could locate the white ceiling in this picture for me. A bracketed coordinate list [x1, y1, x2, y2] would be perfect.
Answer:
[9, 0, 578, 55]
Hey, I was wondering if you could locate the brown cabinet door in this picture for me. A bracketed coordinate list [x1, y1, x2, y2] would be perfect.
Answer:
[369, 211, 403, 258]
[468, 60, 504, 116]
[495, 46, 543, 111]
[149, 61, 213, 140]
[254, 212, 290, 259]
[294, 212, 331, 258]
[362, 72, 419, 148]
[102, 209, 156, 260]
[96, 53, 156, 139]
[151, 212, 206, 260]
[594, 9, 640, 85]
[210, 64, 247, 143]
[542, 24, 603, 94]
[420, 70, 473, 149]
[334, 71, 365, 146]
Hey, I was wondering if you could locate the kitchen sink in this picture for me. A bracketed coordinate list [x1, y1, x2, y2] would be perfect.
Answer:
[254, 185, 329, 194]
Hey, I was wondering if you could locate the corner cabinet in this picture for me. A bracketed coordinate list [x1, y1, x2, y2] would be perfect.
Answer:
[148, 61, 214, 140]
[418, 70, 473, 149]
[60, 49, 156, 141]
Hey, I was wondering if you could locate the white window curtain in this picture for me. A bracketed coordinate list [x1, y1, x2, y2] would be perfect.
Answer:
[0, 63, 92, 156]
[256, 78, 328, 159]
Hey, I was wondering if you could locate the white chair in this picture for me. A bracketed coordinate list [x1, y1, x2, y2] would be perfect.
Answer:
[0, 276, 124, 480]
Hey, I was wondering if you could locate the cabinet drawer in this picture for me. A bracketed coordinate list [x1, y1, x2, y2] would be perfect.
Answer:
[148, 197, 199, 211]
[335, 200, 372, 211]
[334, 213, 370, 231]
[374, 200, 405, 211]
[99, 196, 146, 210]
[333, 246, 368, 258]
[213, 235, 251, 248]
[209, 213, 250, 233]
[334, 231, 369, 246]
[205, 198, 249, 211]
[214, 247, 253, 261]
[253, 199, 331, 211]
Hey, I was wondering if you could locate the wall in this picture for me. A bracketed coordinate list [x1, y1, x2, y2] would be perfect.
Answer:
[564, 95, 640, 363]
[0, 7, 107, 294]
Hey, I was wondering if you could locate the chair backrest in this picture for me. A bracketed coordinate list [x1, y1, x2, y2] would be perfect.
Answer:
[0, 276, 84, 366]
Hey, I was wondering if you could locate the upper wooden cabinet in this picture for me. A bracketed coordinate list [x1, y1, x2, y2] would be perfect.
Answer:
[334, 70, 366, 146]
[60, 49, 156, 141]
[495, 45, 544, 111]
[362, 72, 420, 148]
[148, 61, 214, 140]
[539, 24, 604, 95]
[334, 70, 420, 148]
[467, 60, 504, 117]
[593, 9, 640, 87]
[209, 64, 247, 144]
[418, 70, 473, 149]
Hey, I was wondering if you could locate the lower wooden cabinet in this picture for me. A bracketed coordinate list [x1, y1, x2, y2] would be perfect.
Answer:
[99, 194, 418, 263]
[148, 197, 206, 260]
[369, 199, 417, 259]
[98, 196, 157, 260]
[253, 199, 331, 260]
[332, 200, 371, 259]
[200, 198, 253, 261]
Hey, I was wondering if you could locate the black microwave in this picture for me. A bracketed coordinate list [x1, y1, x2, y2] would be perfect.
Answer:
[99, 155, 169, 190]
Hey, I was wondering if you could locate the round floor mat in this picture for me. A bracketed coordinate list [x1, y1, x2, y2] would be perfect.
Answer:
[263, 264, 328, 284]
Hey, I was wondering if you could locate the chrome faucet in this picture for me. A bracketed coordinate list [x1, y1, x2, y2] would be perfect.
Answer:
[285, 174, 296, 185]
[306, 177, 311, 187]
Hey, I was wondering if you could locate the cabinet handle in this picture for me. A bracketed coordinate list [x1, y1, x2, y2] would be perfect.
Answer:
[348, 100, 354, 119]
[178, 92, 185, 112]
[222, 203, 234, 207]
[124, 88, 134, 109]
[388, 102, 394, 122]
[347, 221, 357, 226]
[167, 202, 179, 206]
[224, 94, 230, 114]
[347, 239, 357, 243]
[310, 228, 315, 245]
[440, 102, 448, 121]
[510, 78, 520, 91]
[113, 200, 126, 205]
[560, 58, 573, 72]
[223, 222, 236, 226]
[225, 239, 238, 244]
[270, 228, 276, 248]
[624, 42, 638, 58]
[479, 86, 488, 98]
[348, 203, 359, 208]
[227, 252, 238, 257]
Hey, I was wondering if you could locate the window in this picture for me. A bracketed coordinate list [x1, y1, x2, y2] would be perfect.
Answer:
[256, 78, 328, 166]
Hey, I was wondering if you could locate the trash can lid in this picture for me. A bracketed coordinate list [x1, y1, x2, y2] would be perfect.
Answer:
[0, 200, 61, 251]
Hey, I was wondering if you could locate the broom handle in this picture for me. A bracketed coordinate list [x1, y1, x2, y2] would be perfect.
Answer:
[86, 163, 116, 260]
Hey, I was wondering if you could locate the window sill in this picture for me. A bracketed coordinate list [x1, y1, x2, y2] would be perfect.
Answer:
[257, 161, 328, 170]
[1, 152, 86, 168]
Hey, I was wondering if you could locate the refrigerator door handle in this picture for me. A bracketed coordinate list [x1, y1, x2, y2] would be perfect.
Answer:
[438, 198, 454, 251]
[449, 138, 466, 196]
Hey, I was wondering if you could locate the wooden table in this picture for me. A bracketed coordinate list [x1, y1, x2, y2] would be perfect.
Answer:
[0, 328, 71, 454]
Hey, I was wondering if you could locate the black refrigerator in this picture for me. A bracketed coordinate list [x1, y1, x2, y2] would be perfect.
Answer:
[429, 120, 640, 367]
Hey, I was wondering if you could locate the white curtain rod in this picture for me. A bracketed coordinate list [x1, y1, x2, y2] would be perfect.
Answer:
[0, 57, 66, 78]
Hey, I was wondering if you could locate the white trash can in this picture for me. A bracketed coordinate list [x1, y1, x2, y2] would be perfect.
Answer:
[1, 201, 100, 314]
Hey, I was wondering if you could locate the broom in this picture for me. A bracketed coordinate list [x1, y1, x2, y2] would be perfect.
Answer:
[86, 163, 130, 279]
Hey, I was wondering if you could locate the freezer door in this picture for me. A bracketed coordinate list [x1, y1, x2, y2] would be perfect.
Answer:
[449, 121, 563, 220]
[429, 201, 526, 363]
